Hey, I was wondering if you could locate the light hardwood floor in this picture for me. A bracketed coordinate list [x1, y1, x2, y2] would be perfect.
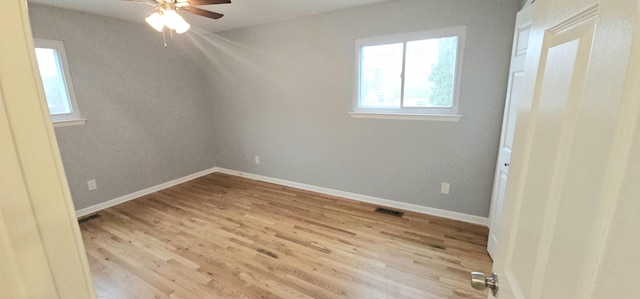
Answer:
[80, 173, 493, 299]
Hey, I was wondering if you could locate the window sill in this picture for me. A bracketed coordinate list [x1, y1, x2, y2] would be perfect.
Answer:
[349, 112, 462, 122]
[52, 118, 87, 128]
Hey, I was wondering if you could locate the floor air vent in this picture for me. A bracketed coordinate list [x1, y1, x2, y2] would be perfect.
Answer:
[374, 207, 404, 217]
[78, 214, 101, 224]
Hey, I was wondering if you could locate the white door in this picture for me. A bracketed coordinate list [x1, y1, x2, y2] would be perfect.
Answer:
[485, 0, 640, 298]
[487, 4, 534, 258]
[0, 0, 95, 298]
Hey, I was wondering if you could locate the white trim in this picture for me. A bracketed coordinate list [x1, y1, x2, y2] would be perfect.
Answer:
[76, 166, 488, 226]
[75, 167, 217, 218]
[349, 112, 462, 121]
[53, 118, 86, 128]
[215, 167, 488, 226]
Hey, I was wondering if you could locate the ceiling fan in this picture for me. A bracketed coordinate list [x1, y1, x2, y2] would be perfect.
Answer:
[126, 0, 231, 34]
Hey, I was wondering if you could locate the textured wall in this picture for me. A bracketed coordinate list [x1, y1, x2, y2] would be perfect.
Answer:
[28, 4, 217, 210]
[28, 1, 519, 218]
[197, 0, 520, 217]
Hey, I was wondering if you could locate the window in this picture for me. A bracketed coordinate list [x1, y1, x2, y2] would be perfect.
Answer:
[352, 27, 466, 121]
[34, 39, 85, 126]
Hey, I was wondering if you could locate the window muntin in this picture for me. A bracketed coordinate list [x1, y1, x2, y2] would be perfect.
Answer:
[34, 39, 83, 125]
[354, 27, 465, 117]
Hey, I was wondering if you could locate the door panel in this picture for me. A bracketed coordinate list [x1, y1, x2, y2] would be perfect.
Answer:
[504, 73, 524, 149]
[510, 23, 591, 298]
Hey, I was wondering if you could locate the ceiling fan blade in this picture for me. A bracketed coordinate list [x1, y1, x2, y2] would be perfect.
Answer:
[184, 7, 224, 19]
[187, 0, 231, 6]
[121, 0, 159, 7]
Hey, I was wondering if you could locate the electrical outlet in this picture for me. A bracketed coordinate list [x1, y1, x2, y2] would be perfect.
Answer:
[255, 156, 260, 164]
[441, 182, 450, 195]
[87, 179, 97, 191]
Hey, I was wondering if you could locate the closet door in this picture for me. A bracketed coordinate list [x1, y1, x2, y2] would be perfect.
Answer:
[487, 3, 533, 258]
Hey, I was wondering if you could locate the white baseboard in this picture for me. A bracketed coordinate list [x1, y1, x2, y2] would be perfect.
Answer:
[214, 167, 489, 226]
[75, 167, 218, 218]
[76, 166, 488, 226]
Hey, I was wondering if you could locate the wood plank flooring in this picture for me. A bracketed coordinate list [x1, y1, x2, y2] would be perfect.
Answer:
[80, 173, 493, 299]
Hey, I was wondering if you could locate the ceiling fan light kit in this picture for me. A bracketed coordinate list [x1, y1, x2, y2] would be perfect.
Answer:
[145, 3, 191, 34]
[144, 11, 165, 32]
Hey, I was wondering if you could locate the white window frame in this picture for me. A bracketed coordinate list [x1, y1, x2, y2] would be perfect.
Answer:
[351, 26, 466, 121]
[34, 38, 85, 127]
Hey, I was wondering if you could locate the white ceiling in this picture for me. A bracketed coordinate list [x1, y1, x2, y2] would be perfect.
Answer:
[29, 0, 388, 33]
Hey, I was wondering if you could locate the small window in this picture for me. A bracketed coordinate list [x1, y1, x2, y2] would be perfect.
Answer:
[352, 27, 466, 121]
[34, 39, 84, 126]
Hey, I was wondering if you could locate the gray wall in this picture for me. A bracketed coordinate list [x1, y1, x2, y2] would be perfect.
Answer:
[199, 0, 519, 217]
[29, 4, 217, 210]
[29, 0, 519, 218]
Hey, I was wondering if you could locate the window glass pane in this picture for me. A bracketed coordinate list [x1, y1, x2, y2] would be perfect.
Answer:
[403, 36, 458, 108]
[359, 43, 403, 108]
[35, 48, 72, 115]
